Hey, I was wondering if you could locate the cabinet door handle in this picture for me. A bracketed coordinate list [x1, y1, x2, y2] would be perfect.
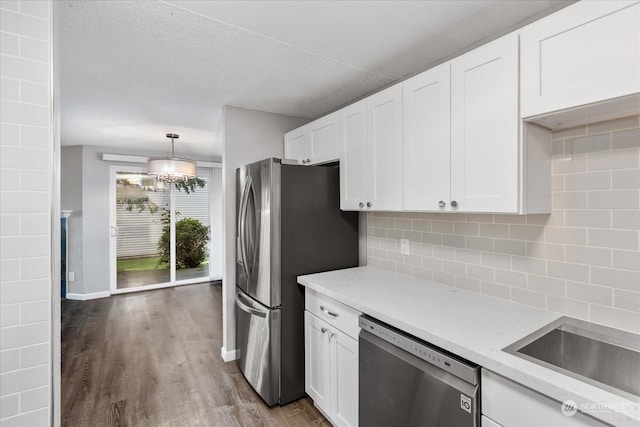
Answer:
[438, 201, 446, 208]
[451, 200, 458, 208]
[306, 158, 311, 163]
[320, 305, 338, 318]
[321, 327, 328, 334]
[366, 202, 372, 208]
[359, 202, 364, 208]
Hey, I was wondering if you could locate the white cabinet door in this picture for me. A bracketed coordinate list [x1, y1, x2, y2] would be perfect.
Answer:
[310, 112, 339, 165]
[331, 330, 358, 427]
[402, 63, 451, 211]
[521, 1, 640, 119]
[340, 100, 368, 210]
[367, 85, 403, 211]
[304, 312, 331, 412]
[284, 126, 311, 165]
[451, 32, 519, 213]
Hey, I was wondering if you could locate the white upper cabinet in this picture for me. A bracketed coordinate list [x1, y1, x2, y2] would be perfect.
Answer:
[402, 62, 451, 211]
[284, 113, 339, 165]
[521, 1, 640, 119]
[339, 100, 367, 210]
[450, 32, 519, 213]
[366, 85, 403, 211]
[309, 112, 339, 164]
[284, 127, 310, 165]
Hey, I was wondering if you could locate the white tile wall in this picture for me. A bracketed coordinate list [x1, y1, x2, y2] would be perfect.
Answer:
[0, 1, 52, 425]
[367, 115, 640, 333]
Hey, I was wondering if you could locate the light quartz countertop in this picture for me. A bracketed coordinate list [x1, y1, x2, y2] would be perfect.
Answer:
[298, 266, 639, 426]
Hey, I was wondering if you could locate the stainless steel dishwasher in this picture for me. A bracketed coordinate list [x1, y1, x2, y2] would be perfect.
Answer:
[359, 316, 480, 427]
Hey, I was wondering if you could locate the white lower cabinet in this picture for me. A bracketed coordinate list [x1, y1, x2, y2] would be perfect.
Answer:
[304, 291, 360, 427]
[481, 370, 607, 427]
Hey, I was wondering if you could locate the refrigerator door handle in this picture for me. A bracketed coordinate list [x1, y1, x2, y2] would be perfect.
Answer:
[236, 293, 267, 318]
[238, 177, 251, 279]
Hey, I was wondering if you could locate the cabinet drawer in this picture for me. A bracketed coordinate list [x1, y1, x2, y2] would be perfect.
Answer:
[306, 289, 361, 339]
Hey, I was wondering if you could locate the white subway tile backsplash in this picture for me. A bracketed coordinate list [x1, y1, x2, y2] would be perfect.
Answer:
[589, 304, 640, 333]
[0, 259, 19, 281]
[0, 321, 48, 350]
[588, 190, 639, 210]
[565, 246, 611, 268]
[612, 169, 640, 189]
[566, 281, 612, 306]
[19, 299, 48, 324]
[612, 129, 640, 151]
[511, 288, 546, 310]
[0, 278, 49, 304]
[0, 364, 48, 395]
[0, 303, 19, 327]
[494, 269, 526, 288]
[369, 116, 639, 331]
[612, 211, 640, 230]
[0, 394, 19, 419]
[588, 229, 638, 250]
[527, 274, 565, 296]
[19, 37, 48, 62]
[20, 385, 49, 412]
[612, 250, 640, 271]
[0, 31, 19, 56]
[565, 133, 610, 154]
[19, 0, 49, 19]
[466, 236, 493, 252]
[552, 191, 587, 209]
[587, 115, 638, 133]
[20, 343, 48, 368]
[564, 210, 610, 228]
[546, 296, 589, 320]
[552, 155, 587, 174]
[478, 223, 509, 238]
[0, 349, 19, 373]
[20, 80, 49, 105]
[1, 3, 51, 421]
[588, 149, 639, 171]
[0, 76, 19, 101]
[590, 267, 640, 292]
[564, 171, 610, 191]
[481, 281, 510, 300]
[526, 242, 564, 261]
[0, 122, 20, 146]
[0, 214, 19, 237]
[614, 289, 640, 313]
[494, 239, 525, 256]
[433, 271, 454, 286]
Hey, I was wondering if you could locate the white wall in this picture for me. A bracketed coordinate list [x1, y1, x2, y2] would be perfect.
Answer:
[0, 1, 53, 425]
[60, 145, 221, 297]
[221, 106, 306, 360]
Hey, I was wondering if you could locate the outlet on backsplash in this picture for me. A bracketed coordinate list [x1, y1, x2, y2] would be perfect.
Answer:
[401, 239, 410, 255]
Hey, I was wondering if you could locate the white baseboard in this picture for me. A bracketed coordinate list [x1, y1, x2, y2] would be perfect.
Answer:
[221, 347, 239, 362]
[65, 291, 111, 301]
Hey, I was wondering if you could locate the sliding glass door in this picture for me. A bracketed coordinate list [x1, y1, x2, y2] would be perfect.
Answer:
[109, 165, 216, 293]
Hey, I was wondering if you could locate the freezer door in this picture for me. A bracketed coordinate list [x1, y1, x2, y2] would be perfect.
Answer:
[235, 289, 281, 406]
[236, 159, 281, 308]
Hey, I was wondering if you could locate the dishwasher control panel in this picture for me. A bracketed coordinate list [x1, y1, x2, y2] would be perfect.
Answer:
[359, 315, 479, 385]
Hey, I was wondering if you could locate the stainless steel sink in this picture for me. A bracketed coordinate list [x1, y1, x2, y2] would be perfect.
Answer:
[503, 316, 640, 400]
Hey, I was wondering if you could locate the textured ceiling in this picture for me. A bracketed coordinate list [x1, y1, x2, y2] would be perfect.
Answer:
[57, 0, 571, 158]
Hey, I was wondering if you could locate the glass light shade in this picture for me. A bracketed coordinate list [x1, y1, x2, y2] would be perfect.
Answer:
[147, 157, 197, 182]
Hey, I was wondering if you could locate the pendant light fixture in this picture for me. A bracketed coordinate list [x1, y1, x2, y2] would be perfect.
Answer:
[147, 133, 197, 183]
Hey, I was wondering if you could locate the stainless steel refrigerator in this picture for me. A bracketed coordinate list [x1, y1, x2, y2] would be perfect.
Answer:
[235, 158, 359, 406]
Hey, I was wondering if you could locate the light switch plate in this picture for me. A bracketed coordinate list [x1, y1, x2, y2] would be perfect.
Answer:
[68, 272, 76, 282]
[401, 239, 410, 255]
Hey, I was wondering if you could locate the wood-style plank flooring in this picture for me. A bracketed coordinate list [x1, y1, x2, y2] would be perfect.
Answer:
[61, 282, 330, 427]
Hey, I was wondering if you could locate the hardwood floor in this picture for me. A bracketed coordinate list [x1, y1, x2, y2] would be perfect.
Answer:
[61, 282, 331, 427]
